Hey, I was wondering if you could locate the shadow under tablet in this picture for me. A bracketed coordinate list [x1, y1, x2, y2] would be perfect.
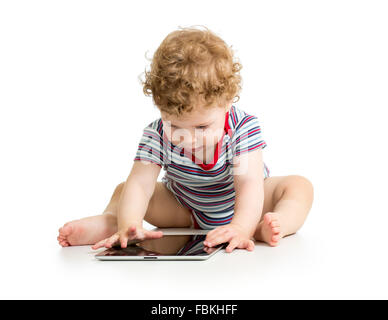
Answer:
[95, 234, 227, 261]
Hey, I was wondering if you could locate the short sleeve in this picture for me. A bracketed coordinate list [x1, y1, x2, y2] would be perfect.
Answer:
[133, 126, 165, 168]
[232, 115, 267, 158]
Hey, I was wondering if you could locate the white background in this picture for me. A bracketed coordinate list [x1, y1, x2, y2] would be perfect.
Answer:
[0, 0, 387, 299]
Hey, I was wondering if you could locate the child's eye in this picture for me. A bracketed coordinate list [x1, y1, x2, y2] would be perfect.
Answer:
[197, 126, 207, 129]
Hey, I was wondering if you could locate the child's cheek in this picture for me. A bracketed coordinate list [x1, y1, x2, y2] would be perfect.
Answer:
[203, 128, 224, 146]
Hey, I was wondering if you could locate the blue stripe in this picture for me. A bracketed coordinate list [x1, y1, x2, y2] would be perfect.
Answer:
[134, 104, 269, 230]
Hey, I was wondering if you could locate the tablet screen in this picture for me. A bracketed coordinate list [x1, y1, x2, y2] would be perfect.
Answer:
[95, 234, 224, 257]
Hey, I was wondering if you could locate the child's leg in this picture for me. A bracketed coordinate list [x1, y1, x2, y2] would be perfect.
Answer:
[57, 181, 193, 247]
[254, 175, 314, 246]
[57, 183, 123, 247]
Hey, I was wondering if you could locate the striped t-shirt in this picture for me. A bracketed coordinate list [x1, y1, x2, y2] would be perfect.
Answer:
[134, 104, 270, 230]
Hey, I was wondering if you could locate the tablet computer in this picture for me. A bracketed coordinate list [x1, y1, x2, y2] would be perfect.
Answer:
[95, 232, 226, 261]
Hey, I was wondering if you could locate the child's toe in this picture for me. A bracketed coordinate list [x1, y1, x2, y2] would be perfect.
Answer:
[272, 227, 280, 234]
[270, 221, 280, 227]
[264, 213, 273, 224]
[269, 239, 279, 246]
[60, 225, 73, 236]
[58, 240, 69, 247]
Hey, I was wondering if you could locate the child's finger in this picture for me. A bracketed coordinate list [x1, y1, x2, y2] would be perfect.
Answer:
[238, 239, 255, 251]
[205, 228, 228, 245]
[126, 226, 139, 240]
[225, 237, 240, 253]
[130, 226, 137, 232]
[120, 235, 129, 248]
[145, 230, 163, 239]
[248, 240, 255, 251]
[105, 234, 119, 247]
[205, 228, 221, 240]
[206, 229, 216, 238]
[136, 229, 145, 240]
[206, 232, 230, 247]
[92, 238, 108, 250]
[126, 226, 136, 236]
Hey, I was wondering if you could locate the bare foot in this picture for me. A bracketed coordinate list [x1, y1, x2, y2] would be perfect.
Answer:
[255, 212, 283, 247]
[57, 213, 117, 247]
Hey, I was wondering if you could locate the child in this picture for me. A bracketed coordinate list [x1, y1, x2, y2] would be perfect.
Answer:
[57, 26, 314, 253]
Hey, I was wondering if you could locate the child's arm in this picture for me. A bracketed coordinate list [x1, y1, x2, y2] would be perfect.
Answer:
[92, 161, 163, 250]
[117, 161, 161, 229]
[231, 148, 265, 236]
[204, 149, 265, 252]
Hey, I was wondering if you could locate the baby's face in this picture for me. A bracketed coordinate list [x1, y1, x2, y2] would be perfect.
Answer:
[161, 102, 231, 153]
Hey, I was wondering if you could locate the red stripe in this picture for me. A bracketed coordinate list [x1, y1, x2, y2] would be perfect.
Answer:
[144, 132, 161, 140]
[178, 184, 234, 198]
[133, 158, 162, 167]
[191, 213, 201, 229]
[194, 211, 233, 224]
[137, 146, 164, 160]
[201, 182, 230, 190]
[172, 182, 234, 207]
[232, 108, 237, 126]
[170, 161, 227, 175]
[237, 128, 261, 141]
[186, 111, 229, 171]
[239, 115, 254, 129]
[234, 142, 266, 156]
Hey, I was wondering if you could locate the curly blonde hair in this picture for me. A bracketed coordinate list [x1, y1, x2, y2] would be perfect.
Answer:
[140, 26, 242, 117]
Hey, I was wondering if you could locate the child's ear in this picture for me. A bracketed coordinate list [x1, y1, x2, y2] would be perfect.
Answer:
[225, 100, 233, 112]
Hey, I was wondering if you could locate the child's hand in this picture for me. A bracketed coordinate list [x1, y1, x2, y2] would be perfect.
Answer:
[91, 225, 163, 250]
[203, 223, 255, 253]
